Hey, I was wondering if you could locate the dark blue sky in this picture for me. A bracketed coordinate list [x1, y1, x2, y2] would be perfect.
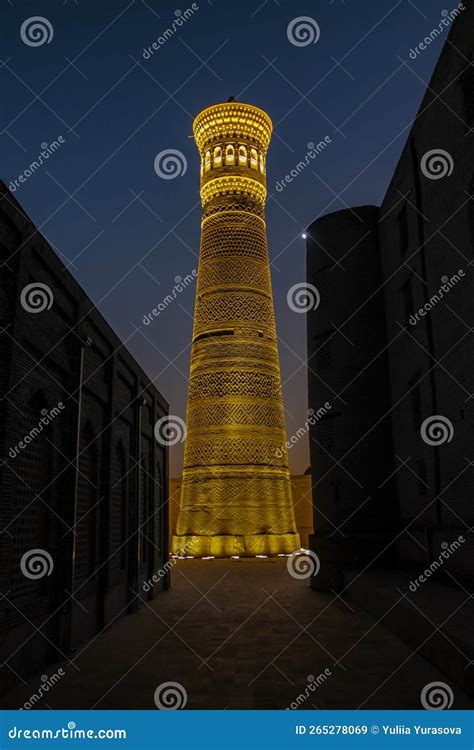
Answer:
[1, 0, 451, 475]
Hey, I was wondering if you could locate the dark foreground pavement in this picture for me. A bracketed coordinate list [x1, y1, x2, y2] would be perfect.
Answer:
[3, 559, 473, 709]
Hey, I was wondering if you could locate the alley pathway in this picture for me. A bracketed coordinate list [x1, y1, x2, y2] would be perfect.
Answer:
[4, 558, 473, 710]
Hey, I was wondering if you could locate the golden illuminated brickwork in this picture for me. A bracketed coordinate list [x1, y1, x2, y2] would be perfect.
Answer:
[172, 101, 300, 557]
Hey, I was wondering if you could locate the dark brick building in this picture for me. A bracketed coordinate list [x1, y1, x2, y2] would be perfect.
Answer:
[306, 10, 473, 592]
[306, 206, 398, 591]
[0, 182, 169, 694]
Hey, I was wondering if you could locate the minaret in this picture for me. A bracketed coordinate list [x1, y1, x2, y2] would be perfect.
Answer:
[172, 100, 300, 557]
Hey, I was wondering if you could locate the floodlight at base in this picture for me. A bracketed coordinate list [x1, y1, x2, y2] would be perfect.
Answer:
[172, 533, 301, 558]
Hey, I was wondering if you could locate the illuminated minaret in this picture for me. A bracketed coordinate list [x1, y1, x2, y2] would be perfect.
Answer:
[172, 100, 300, 557]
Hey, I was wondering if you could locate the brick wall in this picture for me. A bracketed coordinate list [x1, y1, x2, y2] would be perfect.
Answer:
[0, 183, 169, 693]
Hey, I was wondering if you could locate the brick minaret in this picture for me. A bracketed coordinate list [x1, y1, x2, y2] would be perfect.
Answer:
[172, 101, 300, 557]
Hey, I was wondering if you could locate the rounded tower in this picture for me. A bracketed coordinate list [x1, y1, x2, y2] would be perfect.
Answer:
[172, 100, 300, 557]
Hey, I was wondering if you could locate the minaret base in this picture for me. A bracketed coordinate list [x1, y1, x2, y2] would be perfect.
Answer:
[172, 532, 300, 558]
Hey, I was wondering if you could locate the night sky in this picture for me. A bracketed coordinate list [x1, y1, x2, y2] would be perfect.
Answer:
[1, 0, 451, 476]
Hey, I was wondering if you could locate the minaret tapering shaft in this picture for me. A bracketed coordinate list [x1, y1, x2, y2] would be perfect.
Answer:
[172, 101, 300, 557]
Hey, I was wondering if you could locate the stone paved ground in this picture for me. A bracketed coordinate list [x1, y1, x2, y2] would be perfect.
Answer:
[4, 559, 473, 709]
